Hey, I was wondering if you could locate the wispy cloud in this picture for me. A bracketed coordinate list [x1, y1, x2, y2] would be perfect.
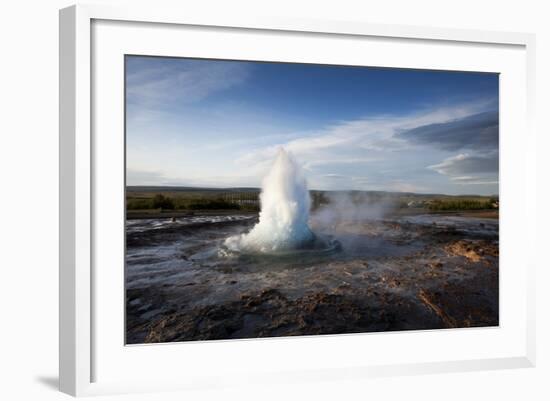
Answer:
[127, 167, 261, 188]
[427, 152, 499, 186]
[125, 57, 499, 195]
[236, 100, 496, 172]
[450, 176, 499, 185]
[224, 100, 498, 193]
[388, 181, 427, 193]
[126, 57, 250, 108]
[397, 111, 498, 151]
[126, 168, 173, 186]
[428, 152, 498, 176]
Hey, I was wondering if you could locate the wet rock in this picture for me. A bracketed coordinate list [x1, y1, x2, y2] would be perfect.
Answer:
[125, 213, 499, 344]
[428, 261, 443, 269]
[445, 240, 488, 262]
[134, 289, 443, 343]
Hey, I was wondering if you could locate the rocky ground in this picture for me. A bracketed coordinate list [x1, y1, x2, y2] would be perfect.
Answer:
[125, 212, 498, 344]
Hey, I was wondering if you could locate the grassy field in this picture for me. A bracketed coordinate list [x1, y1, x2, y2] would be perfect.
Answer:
[126, 187, 260, 213]
[126, 186, 498, 219]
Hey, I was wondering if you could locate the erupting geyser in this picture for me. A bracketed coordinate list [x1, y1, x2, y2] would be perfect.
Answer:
[224, 148, 318, 254]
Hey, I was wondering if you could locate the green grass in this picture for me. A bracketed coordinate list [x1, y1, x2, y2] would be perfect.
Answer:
[126, 190, 260, 212]
[126, 187, 498, 213]
[427, 198, 497, 211]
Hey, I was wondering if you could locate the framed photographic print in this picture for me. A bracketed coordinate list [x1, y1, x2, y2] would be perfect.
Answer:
[59, 4, 536, 396]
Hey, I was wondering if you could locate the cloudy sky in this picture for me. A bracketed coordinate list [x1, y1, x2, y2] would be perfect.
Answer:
[126, 56, 499, 195]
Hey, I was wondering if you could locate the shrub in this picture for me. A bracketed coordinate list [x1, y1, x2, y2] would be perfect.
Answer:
[126, 198, 154, 210]
[427, 199, 494, 211]
[188, 199, 240, 210]
[152, 194, 175, 210]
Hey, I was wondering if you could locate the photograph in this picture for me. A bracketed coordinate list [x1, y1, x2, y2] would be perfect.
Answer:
[124, 55, 499, 344]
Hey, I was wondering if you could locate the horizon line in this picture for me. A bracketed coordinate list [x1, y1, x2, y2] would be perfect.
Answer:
[125, 184, 498, 198]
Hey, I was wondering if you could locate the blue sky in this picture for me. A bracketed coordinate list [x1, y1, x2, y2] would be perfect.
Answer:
[126, 56, 499, 195]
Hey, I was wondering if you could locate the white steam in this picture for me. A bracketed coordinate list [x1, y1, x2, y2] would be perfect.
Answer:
[224, 148, 315, 253]
[311, 191, 392, 230]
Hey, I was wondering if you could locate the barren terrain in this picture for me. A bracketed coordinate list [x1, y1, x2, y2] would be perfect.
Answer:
[126, 211, 498, 344]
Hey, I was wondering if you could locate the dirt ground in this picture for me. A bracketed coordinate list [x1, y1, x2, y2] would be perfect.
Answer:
[126, 212, 498, 344]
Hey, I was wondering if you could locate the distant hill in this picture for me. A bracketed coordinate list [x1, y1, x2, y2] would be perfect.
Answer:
[127, 186, 260, 193]
[126, 185, 494, 199]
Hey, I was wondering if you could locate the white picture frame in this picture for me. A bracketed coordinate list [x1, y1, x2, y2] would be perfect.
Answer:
[59, 4, 536, 397]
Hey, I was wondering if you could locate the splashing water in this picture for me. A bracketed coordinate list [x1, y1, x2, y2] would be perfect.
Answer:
[224, 149, 316, 253]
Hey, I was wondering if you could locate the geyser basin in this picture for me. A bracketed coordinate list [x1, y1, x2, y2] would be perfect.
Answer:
[223, 148, 337, 255]
[221, 232, 342, 259]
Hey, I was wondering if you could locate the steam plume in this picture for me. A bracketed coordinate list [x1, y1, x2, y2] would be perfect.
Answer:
[224, 148, 314, 253]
